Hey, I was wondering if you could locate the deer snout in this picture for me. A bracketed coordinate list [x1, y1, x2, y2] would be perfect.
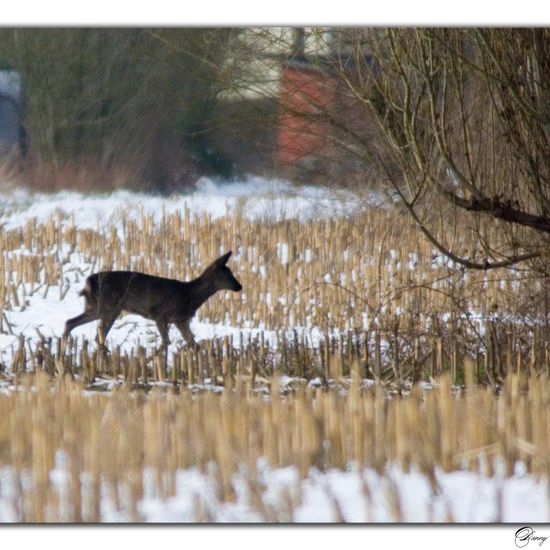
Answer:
[233, 281, 243, 292]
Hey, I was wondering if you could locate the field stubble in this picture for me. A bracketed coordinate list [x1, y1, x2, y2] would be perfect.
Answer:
[0, 191, 550, 521]
[1, 370, 550, 522]
[1, 200, 547, 386]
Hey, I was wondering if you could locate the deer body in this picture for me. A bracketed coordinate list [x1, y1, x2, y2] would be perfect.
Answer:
[63, 251, 242, 348]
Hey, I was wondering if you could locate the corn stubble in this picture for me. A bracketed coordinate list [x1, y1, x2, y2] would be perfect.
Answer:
[0, 371, 549, 521]
[3, 205, 549, 384]
[1, 199, 550, 521]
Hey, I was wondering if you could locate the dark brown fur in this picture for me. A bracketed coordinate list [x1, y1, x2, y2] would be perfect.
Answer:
[63, 251, 242, 348]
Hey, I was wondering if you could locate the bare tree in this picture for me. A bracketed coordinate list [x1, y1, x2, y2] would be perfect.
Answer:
[0, 28, 236, 190]
[335, 28, 550, 270]
[223, 28, 550, 271]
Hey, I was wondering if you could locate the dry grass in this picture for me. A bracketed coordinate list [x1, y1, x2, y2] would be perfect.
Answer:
[0, 370, 549, 521]
[0, 194, 547, 386]
[0, 188, 549, 521]
[21, 158, 146, 193]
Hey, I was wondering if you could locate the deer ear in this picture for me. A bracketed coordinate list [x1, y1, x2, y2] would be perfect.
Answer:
[216, 251, 232, 266]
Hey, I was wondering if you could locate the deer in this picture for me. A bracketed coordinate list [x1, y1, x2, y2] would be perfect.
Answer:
[63, 251, 242, 351]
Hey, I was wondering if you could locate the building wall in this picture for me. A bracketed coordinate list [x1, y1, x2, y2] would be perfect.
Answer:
[0, 70, 23, 158]
[277, 63, 336, 167]
[0, 96, 20, 154]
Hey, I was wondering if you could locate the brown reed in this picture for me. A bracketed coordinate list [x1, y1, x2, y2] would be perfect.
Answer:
[0, 370, 548, 521]
[0, 200, 548, 384]
[0, 191, 549, 521]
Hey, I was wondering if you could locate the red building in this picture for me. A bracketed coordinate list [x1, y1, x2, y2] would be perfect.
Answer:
[276, 53, 374, 182]
[277, 59, 337, 169]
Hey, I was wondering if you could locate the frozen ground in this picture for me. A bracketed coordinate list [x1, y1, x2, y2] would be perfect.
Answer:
[0, 176, 497, 365]
[0, 176, 373, 365]
[0, 456, 546, 522]
[0, 176, 547, 524]
[0, 175, 374, 231]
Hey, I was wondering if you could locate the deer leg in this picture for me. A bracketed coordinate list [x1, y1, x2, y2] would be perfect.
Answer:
[97, 308, 121, 353]
[64, 311, 98, 339]
[155, 320, 171, 347]
[155, 320, 171, 374]
[62, 311, 99, 354]
[175, 320, 199, 350]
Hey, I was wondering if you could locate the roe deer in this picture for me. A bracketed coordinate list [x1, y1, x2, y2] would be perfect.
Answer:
[63, 251, 242, 349]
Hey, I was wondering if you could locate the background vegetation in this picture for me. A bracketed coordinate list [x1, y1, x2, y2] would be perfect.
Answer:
[0, 28, 236, 190]
[1, 27, 550, 522]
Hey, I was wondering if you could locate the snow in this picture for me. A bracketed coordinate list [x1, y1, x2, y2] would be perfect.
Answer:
[0, 176, 547, 524]
[0, 175, 368, 231]
[0, 457, 546, 522]
[0, 175, 382, 370]
[0, 176, 369, 364]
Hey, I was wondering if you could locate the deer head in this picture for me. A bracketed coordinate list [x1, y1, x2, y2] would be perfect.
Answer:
[204, 251, 243, 292]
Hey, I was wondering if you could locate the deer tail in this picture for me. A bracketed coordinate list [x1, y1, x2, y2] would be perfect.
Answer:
[79, 279, 92, 299]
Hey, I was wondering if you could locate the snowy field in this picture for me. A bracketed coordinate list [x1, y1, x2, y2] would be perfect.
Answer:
[0, 458, 546, 523]
[0, 176, 370, 364]
[0, 175, 369, 230]
[0, 176, 548, 524]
